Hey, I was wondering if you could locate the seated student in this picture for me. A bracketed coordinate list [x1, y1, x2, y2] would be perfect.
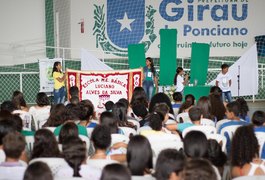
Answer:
[23, 161, 53, 180]
[231, 125, 265, 178]
[100, 111, 124, 135]
[112, 102, 135, 129]
[209, 86, 226, 121]
[181, 159, 217, 180]
[104, 101, 114, 112]
[79, 100, 97, 128]
[236, 97, 250, 123]
[172, 92, 183, 117]
[89, 125, 126, 163]
[101, 164, 131, 180]
[154, 149, 186, 180]
[217, 101, 249, 153]
[56, 136, 101, 179]
[0, 132, 27, 180]
[251, 111, 265, 159]
[64, 86, 79, 106]
[131, 103, 148, 127]
[42, 103, 66, 127]
[58, 122, 79, 145]
[53, 103, 88, 137]
[0, 100, 16, 113]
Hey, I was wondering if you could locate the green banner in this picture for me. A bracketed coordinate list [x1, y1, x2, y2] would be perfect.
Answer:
[128, 44, 146, 69]
[159, 29, 177, 86]
[190, 43, 210, 86]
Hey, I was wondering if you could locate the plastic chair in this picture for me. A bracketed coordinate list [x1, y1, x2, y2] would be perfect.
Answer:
[219, 125, 241, 142]
[44, 127, 56, 133]
[165, 119, 177, 125]
[182, 125, 217, 138]
[207, 133, 227, 153]
[176, 112, 191, 123]
[201, 118, 215, 127]
[255, 132, 265, 158]
[86, 159, 119, 170]
[216, 119, 230, 131]
[119, 127, 137, 137]
[86, 128, 94, 137]
[79, 135, 90, 152]
[29, 158, 69, 176]
[111, 134, 129, 146]
[25, 135, 35, 153]
[138, 126, 151, 134]
[232, 176, 265, 180]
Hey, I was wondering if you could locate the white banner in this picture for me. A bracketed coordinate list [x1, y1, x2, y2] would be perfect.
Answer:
[39, 58, 62, 92]
[70, 0, 265, 58]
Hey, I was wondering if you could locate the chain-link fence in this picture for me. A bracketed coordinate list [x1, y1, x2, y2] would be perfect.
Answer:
[1, 56, 265, 104]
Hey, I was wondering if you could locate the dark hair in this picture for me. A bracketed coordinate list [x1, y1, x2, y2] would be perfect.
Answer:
[231, 125, 259, 167]
[100, 164, 131, 180]
[130, 86, 148, 108]
[12, 90, 27, 110]
[44, 104, 65, 127]
[155, 149, 186, 180]
[62, 136, 86, 177]
[149, 93, 174, 115]
[185, 94, 195, 105]
[31, 129, 60, 159]
[79, 100, 94, 121]
[226, 101, 240, 117]
[3, 132, 25, 159]
[207, 139, 227, 168]
[153, 103, 169, 118]
[69, 86, 79, 97]
[236, 98, 249, 120]
[80, 99, 96, 120]
[0, 101, 16, 112]
[183, 131, 208, 158]
[148, 112, 164, 131]
[0, 110, 12, 122]
[197, 96, 213, 119]
[132, 104, 148, 119]
[210, 86, 222, 96]
[9, 114, 23, 132]
[127, 135, 153, 175]
[105, 101, 114, 111]
[118, 98, 129, 110]
[70, 96, 79, 105]
[0, 119, 16, 145]
[100, 111, 119, 134]
[174, 67, 184, 85]
[52, 61, 61, 75]
[182, 158, 217, 180]
[35, 92, 50, 107]
[91, 125, 111, 150]
[63, 103, 82, 121]
[24, 162, 53, 180]
[252, 110, 265, 126]
[112, 102, 132, 128]
[209, 88, 226, 121]
[188, 106, 202, 122]
[221, 64, 229, 69]
[173, 92, 183, 102]
[59, 122, 79, 144]
[146, 57, 156, 78]
[178, 101, 193, 114]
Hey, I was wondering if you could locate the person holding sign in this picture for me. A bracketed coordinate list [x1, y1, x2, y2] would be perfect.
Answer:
[52, 61, 66, 104]
[174, 67, 189, 94]
[143, 57, 158, 101]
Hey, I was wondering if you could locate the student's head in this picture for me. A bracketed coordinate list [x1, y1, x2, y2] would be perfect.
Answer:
[118, 98, 129, 110]
[252, 110, 265, 126]
[3, 132, 25, 160]
[79, 100, 94, 121]
[23, 161, 53, 180]
[104, 101, 114, 111]
[188, 106, 202, 122]
[130, 86, 148, 108]
[148, 111, 164, 131]
[59, 122, 79, 144]
[207, 139, 227, 168]
[112, 102, 128, 125]
[31, 129, 60, 159]
[185, 94, 195, 105]
[0, 110, 12, 122]
[132, 103, 148, 120]
[197, 96, 212, 119]
[12, 90, 27, 109]
[127, 135, 153, 175]
[36, 92, 50, 107]
[153, 103, 170, 121]
[155, 149, 186, 180]
[176, 67, 184, 75]
[221, 63, 229, 74]
[181, 158, 217, 180]
[225, 101, 240, 119]
[183, 131, 208, 158]
[62, 136, 86, 177]
[236, 97, 249, 119]
[64, 103, 81, 121]
[69, 86, 79, 98]
[100, 111, 119, 134]
[80, 99, 95, 119]
[0, 101, 16, 112]
[9, 114, 23, 132]
[210, 86, 222, 97]
[91, 125, 111, 150]
[52, 61, 62, 74]
[231, 125, 259, 167]
[45, 103, 65, 127]
[100, 164, 131, 180]
[70, 96, 79, 105]
[149, 92, 174, 115]
[173, 92, 183, 102]
[0, 119, 16, 145]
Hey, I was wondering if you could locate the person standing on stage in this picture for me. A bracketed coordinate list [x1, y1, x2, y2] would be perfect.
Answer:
[52, 61, 66, 104]
[143, 57, 158, 101]
[174, 67, 189, 94]
[216, 64, 232, 103]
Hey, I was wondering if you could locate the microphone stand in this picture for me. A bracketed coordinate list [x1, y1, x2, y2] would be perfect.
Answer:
[237, 65, 240, 97]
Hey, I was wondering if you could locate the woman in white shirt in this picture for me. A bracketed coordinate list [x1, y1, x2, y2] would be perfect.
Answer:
[174, 67, 189, 93]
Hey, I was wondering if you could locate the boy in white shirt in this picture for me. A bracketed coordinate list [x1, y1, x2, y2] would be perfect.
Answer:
[216, 64, 232, 103]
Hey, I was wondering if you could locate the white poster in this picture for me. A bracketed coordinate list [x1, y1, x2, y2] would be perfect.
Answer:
[39, 58, 62, 92]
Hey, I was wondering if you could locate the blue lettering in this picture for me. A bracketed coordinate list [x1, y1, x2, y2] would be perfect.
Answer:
[232, 4, 248, 21]
[184, 24, 192, 36]
[197, 5, 209, 21]
[159, 0, 183, 21]
[211, 5, 228, 21]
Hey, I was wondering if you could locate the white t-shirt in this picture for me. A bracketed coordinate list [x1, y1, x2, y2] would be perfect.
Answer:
[216, 72, 232, 92]
[176, 75, 184, 92]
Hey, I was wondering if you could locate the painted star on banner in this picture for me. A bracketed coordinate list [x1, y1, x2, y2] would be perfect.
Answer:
[116, 12, 135, 32]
